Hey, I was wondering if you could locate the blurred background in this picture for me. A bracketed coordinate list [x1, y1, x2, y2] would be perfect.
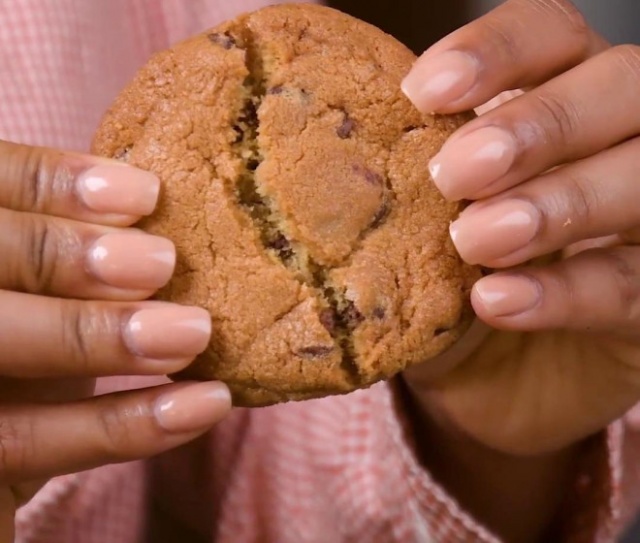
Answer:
[330, 0, 640, 53]
[327, 1, 640, 541]
[472, 0, 640, 45]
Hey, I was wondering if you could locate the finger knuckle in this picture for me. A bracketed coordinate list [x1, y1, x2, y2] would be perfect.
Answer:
[525, 0, 591, 56]
[532, 90, 581, 145]
[605, 249, 640, 321]
[0, 415, 33, 484]
[20, 214, 58, 292]
[58, 301, 121, 375]
[58, 301, 94, 372]
[95, 401, 137, 461]
[482, 17, 520, 65]
[559, 173, 600, 228]
[545, 0, 590, 37]
[549, 267, 574, 319]
[15, 146, 69, 213]
[610, 44, 640, 86]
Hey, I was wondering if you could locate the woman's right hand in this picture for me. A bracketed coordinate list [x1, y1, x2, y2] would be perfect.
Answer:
[0, 140, 231, 540]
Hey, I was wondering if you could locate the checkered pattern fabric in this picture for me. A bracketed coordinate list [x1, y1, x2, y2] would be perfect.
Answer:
[1, 1, 639, 542]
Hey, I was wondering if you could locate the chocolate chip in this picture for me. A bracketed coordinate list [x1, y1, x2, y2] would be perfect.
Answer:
[337, 115, 355, 139]
[297, 345, 334, 358]
[239, 102, 258, 126]
[270, 234, 289, 251]
[342, 301, 364, 329]
[232, 125, 243, 143]
[372, 307, 385, 319]
[370, 201, 390, 229]
[403, 125, 418, 133]
[267, 85, 284, 95]
[207, 32, 236, 50]
[352, 165, 383, 186]
[247, 158, 260, 171]
[268, 234, 293, 260]
[319, 309, 337, 335]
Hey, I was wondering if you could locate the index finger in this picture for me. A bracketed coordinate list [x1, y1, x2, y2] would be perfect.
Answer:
[402, 0, 609, 114]
[0, 141, 159, 226]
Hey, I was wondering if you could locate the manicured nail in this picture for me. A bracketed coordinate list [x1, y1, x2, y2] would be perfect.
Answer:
[450, 199, 540, 265]
[154, 382, 231, 433]
[77, 164, 160, 216]
[87, 233, 175, 290]
[125, 305, 211, 360]
[401, 50, 478, 113]
[429, 126, 517, 200]
[474, 275, 541, 317]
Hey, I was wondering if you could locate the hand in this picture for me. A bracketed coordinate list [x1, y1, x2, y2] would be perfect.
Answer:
[403, 0, 640, 541]
[0, 141, 230, 539]
[399, 0, 640, 538]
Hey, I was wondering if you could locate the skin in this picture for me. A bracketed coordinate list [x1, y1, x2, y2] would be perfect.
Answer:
[0, 142, 232, 541]
[399, 0, 640, 541]
[1, 0, 639, 541]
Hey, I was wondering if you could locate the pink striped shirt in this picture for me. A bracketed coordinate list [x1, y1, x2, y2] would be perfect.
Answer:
[2, 1, 640, 541]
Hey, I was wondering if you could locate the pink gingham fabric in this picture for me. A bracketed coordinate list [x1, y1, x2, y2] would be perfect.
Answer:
[2, 1, 640, 542]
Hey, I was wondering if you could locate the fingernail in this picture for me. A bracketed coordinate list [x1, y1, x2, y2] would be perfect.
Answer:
[401, 50, 478, 113]
[124, 306, 211, 359]
[450, 199, 540, 265]
[429, 126, 517, 200]
[87, 233, 175, 290]
[77, 164, 160, 216]
[474, 275, 541, 317]
[154, 382, 231, 433]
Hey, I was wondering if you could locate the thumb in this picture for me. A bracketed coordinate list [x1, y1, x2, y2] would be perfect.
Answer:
[402, 319, 491, 389]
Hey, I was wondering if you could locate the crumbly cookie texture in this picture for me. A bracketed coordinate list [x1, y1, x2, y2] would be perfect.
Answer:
[92, 4, 479, 407]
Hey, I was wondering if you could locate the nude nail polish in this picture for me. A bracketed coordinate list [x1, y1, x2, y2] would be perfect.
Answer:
[474, 275, 541, 317]
[124, 305, 211, 359]
[154, 382, 231, 433]
[450, 199, 540, 265]
[77, 164, 160, 216]
[87, 233, 175, 290]
[429, 126, 517, 200]
[401, 50, 478, 113]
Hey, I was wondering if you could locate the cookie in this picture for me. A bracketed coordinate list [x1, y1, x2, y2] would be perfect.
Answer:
[92, 4, 480, 407]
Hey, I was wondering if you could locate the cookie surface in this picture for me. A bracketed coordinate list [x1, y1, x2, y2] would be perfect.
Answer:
[92, 4, 479, 407]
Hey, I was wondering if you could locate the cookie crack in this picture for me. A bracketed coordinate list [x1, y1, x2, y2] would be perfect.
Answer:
[231, 25, 360, 381]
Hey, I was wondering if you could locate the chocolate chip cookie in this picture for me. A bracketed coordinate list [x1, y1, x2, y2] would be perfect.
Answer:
[92, 4, 479, 407]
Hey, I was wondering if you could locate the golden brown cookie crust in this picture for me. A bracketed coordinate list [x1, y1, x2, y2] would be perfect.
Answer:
[92, 4, 479, 407]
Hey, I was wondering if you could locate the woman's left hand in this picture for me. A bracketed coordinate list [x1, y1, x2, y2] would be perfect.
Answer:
[401, 0, 640, 457]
